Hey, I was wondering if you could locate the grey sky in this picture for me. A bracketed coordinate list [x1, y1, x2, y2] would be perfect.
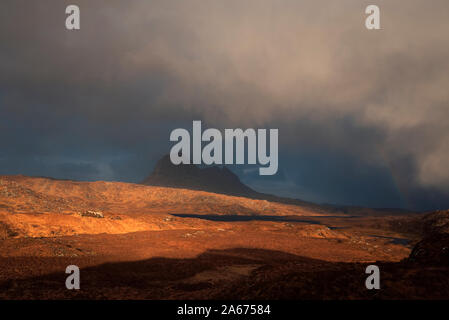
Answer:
[1, 0, 448, 210]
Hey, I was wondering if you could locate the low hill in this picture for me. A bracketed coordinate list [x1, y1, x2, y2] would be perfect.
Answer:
[0, 175, 328, 237]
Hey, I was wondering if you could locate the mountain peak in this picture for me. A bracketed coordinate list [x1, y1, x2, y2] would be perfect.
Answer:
[142, 155, 257, 197]
[142, 155, 323, 211]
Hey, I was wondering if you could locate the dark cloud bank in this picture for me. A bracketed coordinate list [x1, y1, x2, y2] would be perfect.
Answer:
[1, 0, 448, 211]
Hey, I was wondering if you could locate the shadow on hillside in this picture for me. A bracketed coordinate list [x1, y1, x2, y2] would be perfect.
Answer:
[0, 247, 448, 300]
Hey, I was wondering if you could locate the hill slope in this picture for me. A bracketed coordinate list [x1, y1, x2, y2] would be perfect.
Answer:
[0, 175, 328, 237]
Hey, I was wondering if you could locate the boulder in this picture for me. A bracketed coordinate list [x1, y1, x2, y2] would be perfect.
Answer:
[80, 210, 104, 218]
[408, 233, 449, 265]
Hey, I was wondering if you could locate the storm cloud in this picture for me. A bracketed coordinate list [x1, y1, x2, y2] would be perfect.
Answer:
[1, 0, 448, 210]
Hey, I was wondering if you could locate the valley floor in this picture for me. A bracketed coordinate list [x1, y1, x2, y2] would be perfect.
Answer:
[2, 216, 446, 300]
[1, 176, 448, 299]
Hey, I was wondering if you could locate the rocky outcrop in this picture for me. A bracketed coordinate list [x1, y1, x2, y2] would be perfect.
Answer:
[407, 210, 449, 265]
[421, 210, 449, 235]
[80, 210, 104, 218]
[0, 221, 18, 239]
[408, 233, 449, 265]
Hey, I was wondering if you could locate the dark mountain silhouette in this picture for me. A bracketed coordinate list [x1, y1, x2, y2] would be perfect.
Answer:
[142, 155, 258, 197]
[142, 155, 322, 210]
